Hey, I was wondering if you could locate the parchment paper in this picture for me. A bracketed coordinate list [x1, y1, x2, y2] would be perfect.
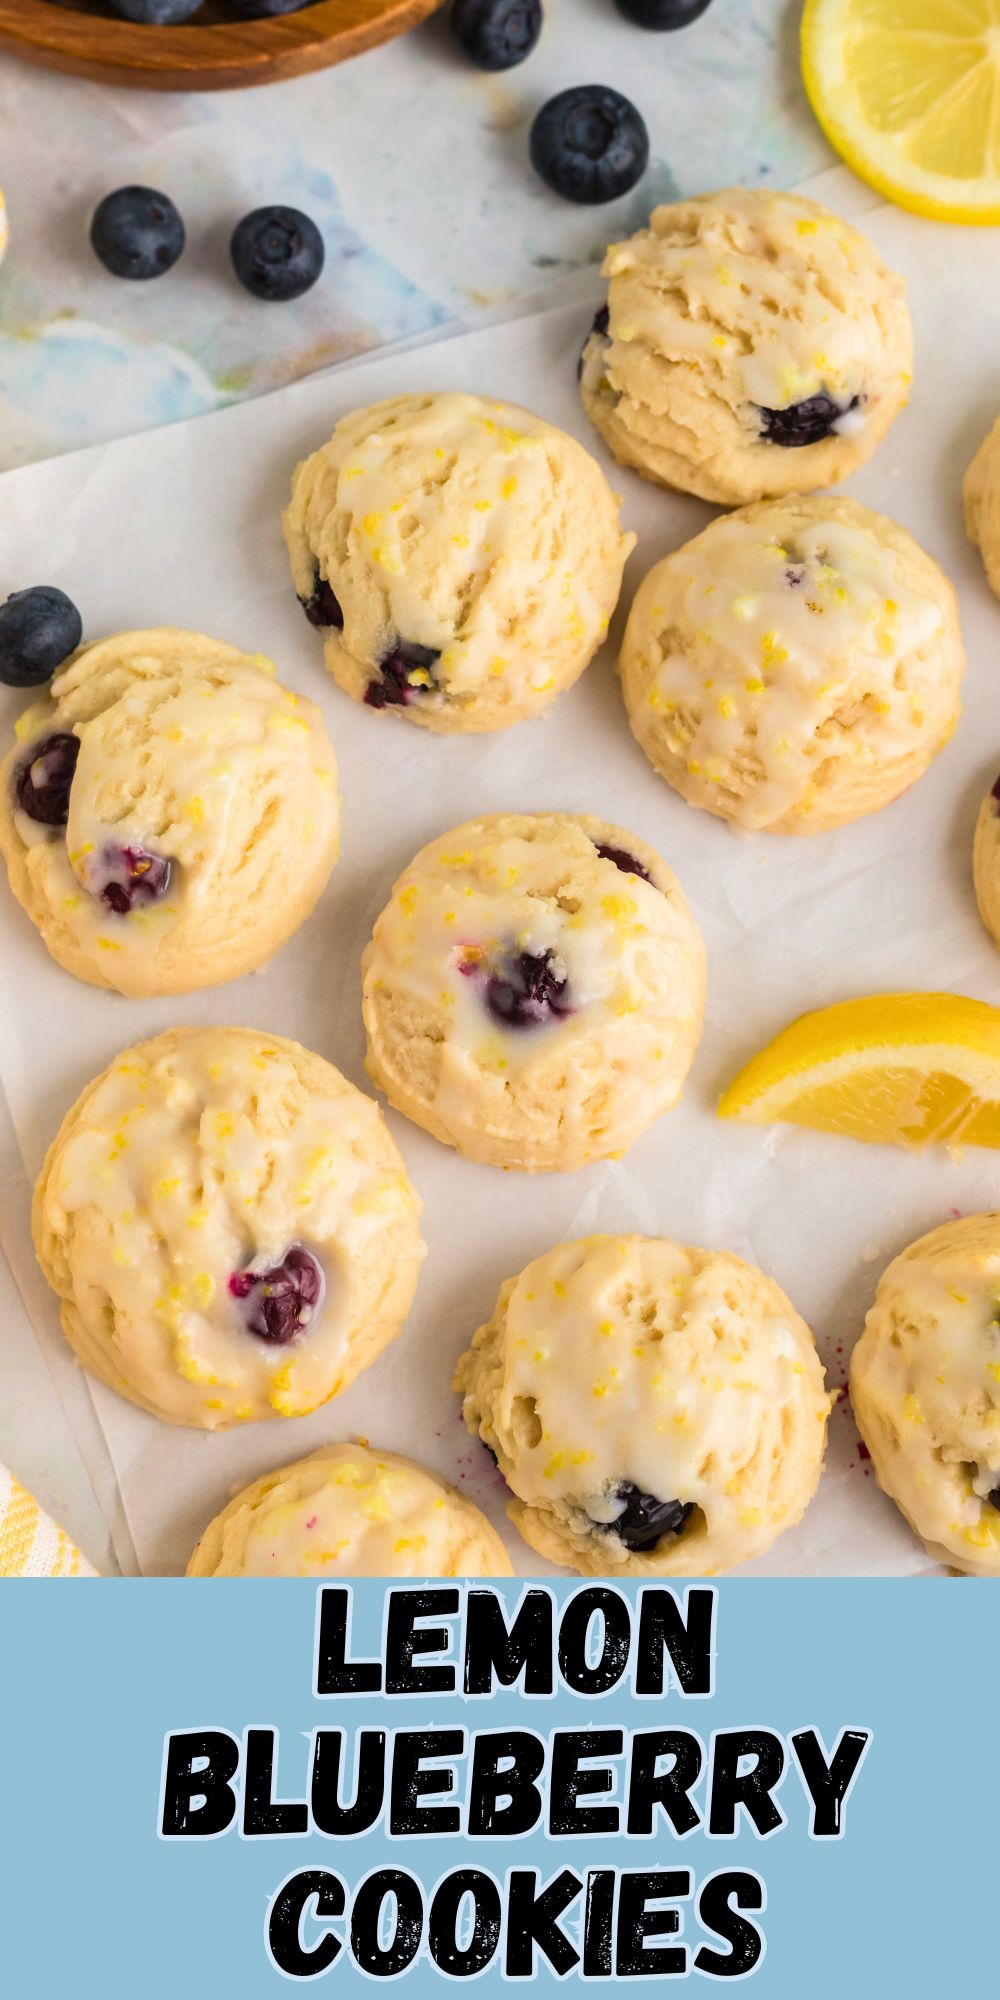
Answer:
[3, 175, 1000, 1577]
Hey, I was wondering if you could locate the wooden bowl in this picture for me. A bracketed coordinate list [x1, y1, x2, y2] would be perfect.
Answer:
[0, 0, 447, 91]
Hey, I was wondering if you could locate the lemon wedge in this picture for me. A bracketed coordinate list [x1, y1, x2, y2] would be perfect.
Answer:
[719, 993, 1000, 1149]
[801, 0, 1000, 223]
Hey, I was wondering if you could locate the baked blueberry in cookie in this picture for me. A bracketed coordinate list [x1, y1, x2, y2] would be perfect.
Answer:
[758, 392, 862, 449]
[33, 1028, 424, 1428]
[14, 733, 79, 826]
[363, 812, 704, 1171]
[456, 1233, 830, 1575]
[94, 843, 172, 915]
[229, 1245, 325, 1346]
[603, 1484, 694, 1552]
[300, 570, 344, 630]
[284, 391, 632, 734]
[365, 639, 441, 710]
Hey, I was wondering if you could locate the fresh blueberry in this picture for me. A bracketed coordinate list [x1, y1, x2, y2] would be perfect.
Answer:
[299, 569, 344, 630]
[988, 1484, 1000, 1512]
[482, 948, 573, 1029]
[614, 0, 713, 26]
[605, 1483, 693, 1552]
[14, 735, 80, 828]
[229, 1245, 325, 1346]
[991, 772, 1000, 807]
[530, 86, 649, 205]
[109, 0, 203, 19]
[90, 186, 185, 281]
[230, 206, 324, 302]
[594, 841, 653, 884]
[758, 393, 859, 449]
[94, 844, 172, 916]
[0, 587, 82, 688]
[365, 639, 440, 710]
[451, 0, 542, 70]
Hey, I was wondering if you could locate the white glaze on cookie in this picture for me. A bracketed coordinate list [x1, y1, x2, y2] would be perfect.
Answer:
[362, 814, 705, 1172]
[851, 1213, 1000, 1576]
[581, 189, 912, 506]
[0, 629, 340, 996]
[33, 1029, 424, 1428]
[284, 392, 633, 733]
[187, 1442, 512, 1576]
[619, 497, 963, 834]
[456, 1234, 830, 1576]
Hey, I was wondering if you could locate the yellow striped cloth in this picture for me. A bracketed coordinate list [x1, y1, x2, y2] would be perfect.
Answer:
[0, 1462, 97, 1577]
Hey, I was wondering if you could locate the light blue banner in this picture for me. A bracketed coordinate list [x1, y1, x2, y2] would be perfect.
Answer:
[0, 1580, 986, 1991]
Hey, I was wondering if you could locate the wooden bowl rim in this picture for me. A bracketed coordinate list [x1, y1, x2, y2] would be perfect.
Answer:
[0, 0, 447, 87]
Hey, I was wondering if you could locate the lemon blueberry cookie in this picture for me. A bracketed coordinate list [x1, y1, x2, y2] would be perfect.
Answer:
[0, 628, 339, 997]
[619, 496, 963, 834]
[850, 1213, 1000, 1577]
[973, 773, 1000, 952]
[33, 1028, 424, 1429]
[964, 415, 1000, 601]
[362, 813, 705, 1172]
[187, 1442, 512, 1577]
[283, 391, 633, 732]
[579, 188, 912, 507]
[455, 1234, 830, 1577]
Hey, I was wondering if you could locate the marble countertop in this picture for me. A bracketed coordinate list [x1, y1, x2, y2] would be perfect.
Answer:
[0, 0, 830, 473]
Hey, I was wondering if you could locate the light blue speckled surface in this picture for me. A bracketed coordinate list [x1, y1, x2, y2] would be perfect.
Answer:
[0, 0, 829, 470]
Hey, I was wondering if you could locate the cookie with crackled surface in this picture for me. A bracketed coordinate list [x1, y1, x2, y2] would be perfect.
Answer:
[851, 1213, 1000, 1578]
[33, 1028, 424, 1429]
[362, 813, 705, 1172]
[284, 392, 634, 733]
[455, 1234, 830, 1577]
[0, 628, 339, 996]
[188, 1442, 512, 1577]
[580, 189, 912, 507]
[619, 496, 963, 834]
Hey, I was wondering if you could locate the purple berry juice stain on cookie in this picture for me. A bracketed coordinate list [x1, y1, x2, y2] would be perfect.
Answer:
[229, 1245, 325, 1346]
[594, 840, 653, 883]
[300, 569, 344, 630]
[365, 639, 441, 710]
[758, 393, 861, 449]
[479, 948, 574, 1029]
[602, 1483, 693, 1552]
[14, 733, 80, 826]
[95, 843, 171, 915]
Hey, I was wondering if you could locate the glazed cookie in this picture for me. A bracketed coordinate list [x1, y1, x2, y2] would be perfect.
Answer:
[33, 1028, 424, 1429]
[187, 1442, 512, 1577]
[283, 391, 633, 732]
[455, 1234, 830, 1577]
[580, 189, 912, 507]
[619, 496, 963, 834]
[362, 813, 705, 1172]
[964, 415, 1000, 600]
[0, 628, 339, 997]
[851, 1213, 1000, 1577]
[974, 774, 1000, 951]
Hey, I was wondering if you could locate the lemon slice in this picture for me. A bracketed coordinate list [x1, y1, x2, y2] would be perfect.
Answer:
[719, 993, 1000, 1149]
[801, 0, 1000, 223]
